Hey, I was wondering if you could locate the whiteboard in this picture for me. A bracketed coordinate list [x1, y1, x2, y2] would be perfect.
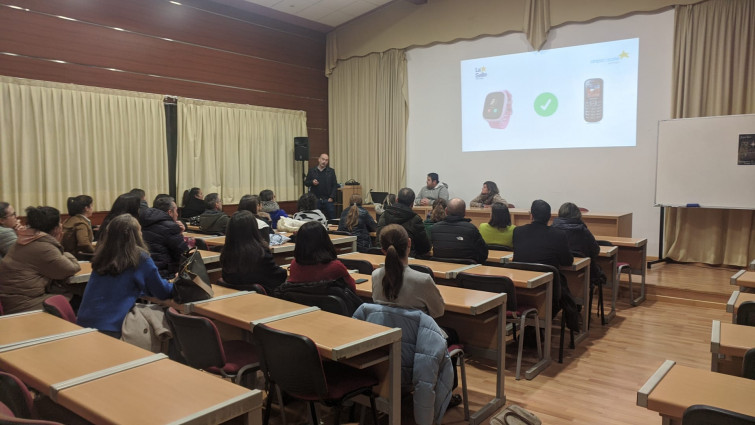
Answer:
[655, 114, 755, 209]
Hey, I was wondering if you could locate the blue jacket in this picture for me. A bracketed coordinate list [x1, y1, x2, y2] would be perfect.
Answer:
[77, 255, 173, 334]
[353, 304, 452, 425]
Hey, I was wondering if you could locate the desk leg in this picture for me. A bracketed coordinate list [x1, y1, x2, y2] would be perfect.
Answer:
[575, 267, 590, 344]
[633, 246, 647, 306]
[469, 304, 506, 425]
[525, 279, 552, 380]
[605, 254, 617, 323]
[388, 340, 400, 425]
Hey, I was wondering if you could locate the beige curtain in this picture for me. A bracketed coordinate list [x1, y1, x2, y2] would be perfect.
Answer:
[0, 76, 166, 212]
[664, 0, 755, 266]
[329, 49, 408, 197]
[177, 99, 307, 204]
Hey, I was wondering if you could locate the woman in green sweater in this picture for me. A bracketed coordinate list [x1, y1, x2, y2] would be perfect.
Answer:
[479, 202, 515, 248]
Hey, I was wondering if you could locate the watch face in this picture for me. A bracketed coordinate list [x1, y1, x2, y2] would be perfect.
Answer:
[483, 92, 506, 120]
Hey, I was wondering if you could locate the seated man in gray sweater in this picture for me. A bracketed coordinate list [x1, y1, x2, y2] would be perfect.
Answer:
[416, 172, 449, 206]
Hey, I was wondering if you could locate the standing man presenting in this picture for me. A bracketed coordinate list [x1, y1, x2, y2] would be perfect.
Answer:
[305, 153, 338, 220]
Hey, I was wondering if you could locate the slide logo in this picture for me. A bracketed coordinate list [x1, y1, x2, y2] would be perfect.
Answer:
[475, 66, 488, 79]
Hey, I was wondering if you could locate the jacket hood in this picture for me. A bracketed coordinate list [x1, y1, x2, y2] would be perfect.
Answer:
[383, 204, 416, 222]
[62, 215, 89, 231]
[140, 208, 173, 227]
[200, 209, 226, 226]
[16, 228, 52, 246]
[260, 200, 280, 213]
[552, 217, 587, 230]
[443, 215, 471, 223]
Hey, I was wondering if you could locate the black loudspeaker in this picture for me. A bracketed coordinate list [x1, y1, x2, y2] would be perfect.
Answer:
[294, 137, 309, 161]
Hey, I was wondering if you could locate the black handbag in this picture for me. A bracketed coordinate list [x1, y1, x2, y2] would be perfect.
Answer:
[172, 248, 213, 303]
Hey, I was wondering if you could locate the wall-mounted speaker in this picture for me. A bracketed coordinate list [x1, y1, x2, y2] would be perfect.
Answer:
[294, 137, 309, 161]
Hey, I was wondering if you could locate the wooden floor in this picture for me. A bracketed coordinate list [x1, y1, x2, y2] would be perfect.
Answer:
[268, 262, 744, 425]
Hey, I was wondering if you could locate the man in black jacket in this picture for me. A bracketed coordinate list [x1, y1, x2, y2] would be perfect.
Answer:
[141, 196, 188, 278]
[512, 200, 573, 269]
[430, 198, 488, 264]
[304, 153, 338, 220]
[377, 188, 431, 256]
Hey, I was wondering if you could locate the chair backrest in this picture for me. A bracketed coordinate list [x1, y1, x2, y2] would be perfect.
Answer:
[253, 323, 328, 400]
[274, 280, 363, 317]
[596, 240, 613, 247]
[366, 247, 383, 255]
[165, 307, 226, 370]
[0, 416, 66, 425]
[743, 347, 755, 380]
[328, 230, 353, 236]
[487, 244, 513, 251]
[0, 373, 33, 419]
[501, 262, 561, 305]
[340, 258, 374, 274]
[42, 295, 76, 323]
[408, 264, 434, 276]
[0, 298, 4, 315]
[682, 404, 755, 425]
[456, 272, 516, 311]
[327, 218, 340, 225]
[737, 301, 755, 326]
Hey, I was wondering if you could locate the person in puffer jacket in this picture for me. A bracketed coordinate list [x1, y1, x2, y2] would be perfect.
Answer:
[140, 196, 188, 278]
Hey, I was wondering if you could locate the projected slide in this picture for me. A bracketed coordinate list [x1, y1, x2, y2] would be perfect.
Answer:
[461, 38, 639, 151]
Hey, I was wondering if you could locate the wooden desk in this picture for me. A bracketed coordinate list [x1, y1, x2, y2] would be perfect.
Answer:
[731, 270, 755, 291]
[0, 311, 84, 350]
[726, 291, 755, 323]
[57, 359, 262, 425]
[511, 210, 632, 237]
[595, 235, 647, 306]
[486, 250, 513, 264]
[407, 258, 479, 280]
[189, 292, 317, 330]
[454, 265, 554, 379]
[638, 360, 755, 424]
[710, 319, 755, 375]
[560, 257, 591, 342]
[596, 245, 618, 323]
[265, 309, 402, 425]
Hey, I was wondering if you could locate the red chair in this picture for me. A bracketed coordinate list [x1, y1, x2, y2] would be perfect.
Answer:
[41, 296, 76, 323]
[253, 323, 379, 425]
[165, 307, 259, 386]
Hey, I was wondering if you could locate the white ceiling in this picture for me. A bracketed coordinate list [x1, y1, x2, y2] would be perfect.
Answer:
[242, 0, 393, 28]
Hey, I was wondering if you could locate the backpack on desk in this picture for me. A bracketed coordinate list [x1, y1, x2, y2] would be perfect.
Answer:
[490, 405, 541, 425]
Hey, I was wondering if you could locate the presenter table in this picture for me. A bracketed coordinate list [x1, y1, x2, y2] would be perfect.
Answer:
[352, 274, 507, 422]
[710, 319, 755, 375]
[637, 360, 755, 424]
[726, 291, 755, 323]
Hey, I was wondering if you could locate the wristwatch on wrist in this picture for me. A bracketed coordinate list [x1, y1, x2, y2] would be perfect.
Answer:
[483, 90, 513, 129]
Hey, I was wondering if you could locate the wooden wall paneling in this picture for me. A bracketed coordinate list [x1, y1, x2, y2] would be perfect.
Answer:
[0, 10, 327, 100]
[0, 53, 328, 128]
[14, 0, 325, 69]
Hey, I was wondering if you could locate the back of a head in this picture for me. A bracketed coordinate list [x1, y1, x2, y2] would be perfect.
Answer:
[297, 192, 317, 212]
[349, 194, 363, 206]
[558, 202, 582, 220]
[25, 206, 60, 233]
[344, 194, 364, 230]
[67, 195, 92, 216]
[182, 187, 201, 206]
[489, 202, 512, 229]
[294, 221, 336, 265]
[152, 194, 171, 208]
[430, 198, 447, 222]
[446, 198, 466, 217]
[397, 188, 415, 207]
[380, 224, 409, 301]
[222, 210, 265, 273]
[238, 194, 260, 214]
[93, 214, 146, 275]
[204, 193, 220, 210]
[153, 196, 175, 213]
[110, 193, 141, 218]
[259, 189, 274, 202]
[384, 194, 396, 207]
[129, 188, 146, 200]
[530, 199, 551, 224]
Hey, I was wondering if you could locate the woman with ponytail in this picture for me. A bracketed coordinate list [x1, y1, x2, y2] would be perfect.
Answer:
[371, 224, 444, 318]
[338, 194, 377, 252]
[62, 195, 95, 256]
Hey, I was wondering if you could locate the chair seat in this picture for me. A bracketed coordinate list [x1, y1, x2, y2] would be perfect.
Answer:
[207, 340, 259, 375]
[617, 262, 631, 268]
[506, 305, 537, 317]
[292, 361, 378, 402]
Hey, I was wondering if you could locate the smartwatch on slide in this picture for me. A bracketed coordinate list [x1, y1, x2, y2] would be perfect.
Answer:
[483, 90, 513, 129]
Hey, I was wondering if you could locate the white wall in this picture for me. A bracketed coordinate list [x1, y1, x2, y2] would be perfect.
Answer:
[405, 10, 674, 255]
